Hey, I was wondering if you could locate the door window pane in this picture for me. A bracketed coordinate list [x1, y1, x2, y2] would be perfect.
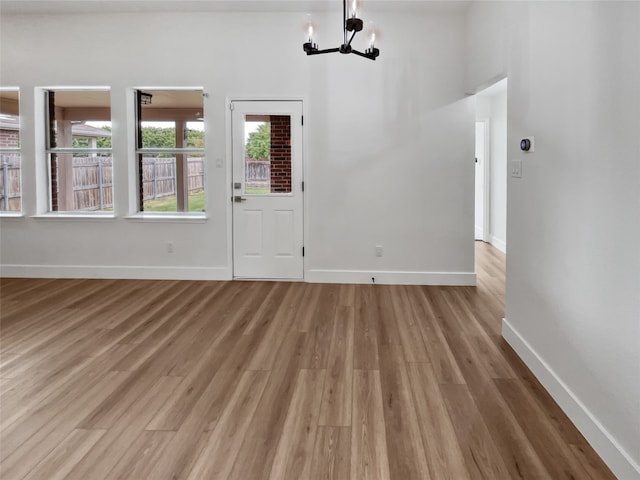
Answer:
[244, 114, 291, 194]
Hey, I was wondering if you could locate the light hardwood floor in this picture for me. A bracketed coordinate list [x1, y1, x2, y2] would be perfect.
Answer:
[0, 242, 615, 479]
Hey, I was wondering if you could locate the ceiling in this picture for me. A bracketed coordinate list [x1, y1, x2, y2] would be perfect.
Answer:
[0, 90, 20, 116]
[0, 0, 471, 15]
[17, 89, 203, 123]
[53, 90, 111, 109]
[51, 89, 202, 109]
[139, 90, 204, 110]
[476, 77, 508, 97]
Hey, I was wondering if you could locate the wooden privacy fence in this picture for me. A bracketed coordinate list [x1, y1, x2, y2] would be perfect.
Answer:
[1, 156, 206, 211]
[74, 156, 205, 210]
[73, 156, 114, 211]
[0, 153, 21, 211]
[246, 158, 270, 190]
[140, 157, 205, 203]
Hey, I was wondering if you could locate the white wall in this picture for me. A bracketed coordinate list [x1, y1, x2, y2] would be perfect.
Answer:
[0, 6, 474, 284]
[467, 2, 640, 478]
[488, 90, 507, 252]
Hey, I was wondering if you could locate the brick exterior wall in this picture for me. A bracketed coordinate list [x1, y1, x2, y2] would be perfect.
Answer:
[270, 116, 291, 193]
[50, 154, 58, 211]
[0, 129, 19, 148]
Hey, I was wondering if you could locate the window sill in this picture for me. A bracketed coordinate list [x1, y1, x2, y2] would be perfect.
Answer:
[0, 212, 25, 219]
[124, 213, 207, 223]
[31, 212, 115, 221]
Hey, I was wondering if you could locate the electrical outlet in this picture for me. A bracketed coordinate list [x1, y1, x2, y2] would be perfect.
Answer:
[375, 245, 383, 257]
[167, 241, 174, 253]
[511, 159, 522, 178]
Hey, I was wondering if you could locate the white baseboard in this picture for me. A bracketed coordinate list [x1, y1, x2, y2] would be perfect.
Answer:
[490, 235, 506, 253]
[475, 226, 484, 240]
[306, 269, 476, 286]
[1, 264, 476, 286]
[0, 264, 232, 281]
[502, 318, 640, 480]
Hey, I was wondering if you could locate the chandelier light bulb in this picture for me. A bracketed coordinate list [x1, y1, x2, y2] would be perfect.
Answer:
[351, 0, 358, 18]
[303, 14, 316, 44]
[368, 21, 378, 49]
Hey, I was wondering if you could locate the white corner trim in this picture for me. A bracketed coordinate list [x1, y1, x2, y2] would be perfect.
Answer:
[502, 318, 640, 480]
[0, 264, 231, 281]
[306, 269, 476, 286]
[490, 235, 506, 253]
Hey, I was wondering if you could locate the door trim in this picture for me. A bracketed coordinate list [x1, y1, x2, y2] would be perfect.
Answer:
[477, 117, 491, 243]
[225, 96, 306, 280]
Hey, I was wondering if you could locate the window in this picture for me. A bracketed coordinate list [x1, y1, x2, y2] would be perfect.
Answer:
[45, 88, 112, 212]
[0, 88, 21, 213]
[135, 89, 205, 213]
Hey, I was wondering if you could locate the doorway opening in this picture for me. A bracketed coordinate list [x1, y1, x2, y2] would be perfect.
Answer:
[475, 119, 489, 241]
[475, 78, 508, 253]
[230, 100, 304, 280]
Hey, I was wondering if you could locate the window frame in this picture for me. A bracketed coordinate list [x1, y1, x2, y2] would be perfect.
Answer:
[44, 87, 113, 215]
[0, 87, 22, 215]
[134, 87, 206, 215]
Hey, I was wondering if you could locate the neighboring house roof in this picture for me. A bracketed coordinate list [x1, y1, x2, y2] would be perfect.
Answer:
[70, 123, 112, 138]
[0, 115, 19, 131]
[0, 115, 111, 137]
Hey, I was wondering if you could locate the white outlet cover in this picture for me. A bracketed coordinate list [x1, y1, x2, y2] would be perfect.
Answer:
[511, 159, 522, 178]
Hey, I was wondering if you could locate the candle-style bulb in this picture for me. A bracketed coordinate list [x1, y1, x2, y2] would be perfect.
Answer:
[367, 21, 378, 49]
[303, 14, 315, 44]
[351, 0, 358, 18]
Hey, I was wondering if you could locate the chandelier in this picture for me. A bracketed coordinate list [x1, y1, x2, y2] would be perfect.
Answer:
[303, 0, 380, 61]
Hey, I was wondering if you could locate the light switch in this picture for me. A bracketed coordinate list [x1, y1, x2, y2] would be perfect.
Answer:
[511, 159, 522, 178]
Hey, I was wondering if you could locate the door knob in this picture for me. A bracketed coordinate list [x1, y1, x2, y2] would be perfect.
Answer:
[234, 196, 247, 202]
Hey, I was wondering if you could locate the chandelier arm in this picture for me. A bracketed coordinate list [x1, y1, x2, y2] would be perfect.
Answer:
[345, 30, 357, 48]
[307, 47, 341, 55]
[351, 49, 377, 60]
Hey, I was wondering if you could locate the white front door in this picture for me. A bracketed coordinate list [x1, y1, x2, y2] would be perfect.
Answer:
[231, 100, 304, 279]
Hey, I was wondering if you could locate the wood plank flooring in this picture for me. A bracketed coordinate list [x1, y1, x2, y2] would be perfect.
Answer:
[0, 242, 616, 479]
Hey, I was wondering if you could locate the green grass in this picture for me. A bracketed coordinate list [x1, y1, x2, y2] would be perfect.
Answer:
[143, 190, 205, 212]
[245, 186, 270, 194]
[143, 187, 276, 212]
[188, 190, 206, 211]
